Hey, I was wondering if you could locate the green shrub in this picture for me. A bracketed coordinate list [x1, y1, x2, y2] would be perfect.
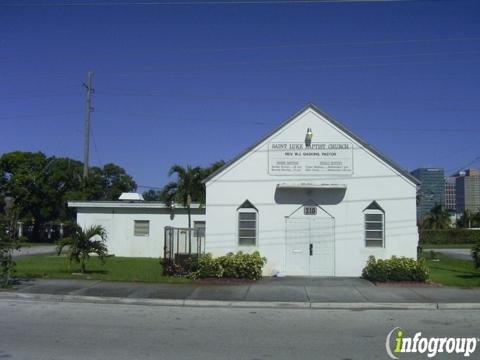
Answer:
[191, 251, 266, 280]
[362, 256, 429, 282]
[195, 253, 224, 279]
[419, 229, 480, 245]
[160, 258, 185, 276]
[160, 255, 199, 277]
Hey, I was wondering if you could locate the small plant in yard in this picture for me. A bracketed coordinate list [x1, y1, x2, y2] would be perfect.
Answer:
[362, 256, 429, 282]
[0, 197, 20, 288]
[160, 258, 185, 276]
[472, 242, 480, 269]
[0, 223, 20, 287]
[56, 225, 108, 273]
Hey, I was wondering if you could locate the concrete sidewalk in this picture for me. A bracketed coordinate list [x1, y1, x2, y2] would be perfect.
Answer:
[2, 277, 480, 309]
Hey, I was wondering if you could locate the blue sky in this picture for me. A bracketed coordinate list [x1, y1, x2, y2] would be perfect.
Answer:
[1, 0, 479, 189]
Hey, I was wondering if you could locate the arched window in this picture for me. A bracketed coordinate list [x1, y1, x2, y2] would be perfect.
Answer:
[237, 200, 258, 246]
[363, 201, 385, 248]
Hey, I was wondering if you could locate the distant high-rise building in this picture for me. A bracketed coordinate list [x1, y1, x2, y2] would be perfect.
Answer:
[455, 168, 480, 214]
[411, 168, 445, 219]
[445, 176, 456, 212]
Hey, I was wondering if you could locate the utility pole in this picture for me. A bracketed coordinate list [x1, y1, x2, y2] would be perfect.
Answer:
[83, 71, 94, 178]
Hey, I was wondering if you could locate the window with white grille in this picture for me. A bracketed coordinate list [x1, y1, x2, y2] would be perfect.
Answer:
[134, 220, 150, 236]
[364, 212, 384, 247]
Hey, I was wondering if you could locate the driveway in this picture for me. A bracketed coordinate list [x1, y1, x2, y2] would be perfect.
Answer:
[429, 248, 472, 261]
[12, 245, 57, 257]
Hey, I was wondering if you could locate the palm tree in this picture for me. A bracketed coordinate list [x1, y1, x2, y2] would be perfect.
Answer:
[56, 225, 108, 273]
[164, 165, 204, 233]
[420, 205, 451, 230]
[162, 161, 226, 245]
[457, 209, 480, 228]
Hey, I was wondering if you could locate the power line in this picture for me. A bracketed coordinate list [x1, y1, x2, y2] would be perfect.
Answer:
[102, 89, 480, 106]
[150, 50, 480, 68]
[100, 110, 480, 131]
[0, 0, 429, 7]
[104, 58, 480, 79]
[90, 125, 103, 168]
[0, 111, 81, 120]
[119, 35, 480, 53]
[0, 93, 79, 101]
[137, 184, 164, 190]
[355, 127, 480, 133]
[449, 156, 480, 174]
[96, 49, 480, 76]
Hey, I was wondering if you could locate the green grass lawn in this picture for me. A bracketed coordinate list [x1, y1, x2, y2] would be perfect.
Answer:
[14, 255, 191, 284]
[423, 254, 480, 287]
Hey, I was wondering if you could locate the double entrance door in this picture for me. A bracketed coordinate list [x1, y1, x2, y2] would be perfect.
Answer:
[285, 217, 335, 276]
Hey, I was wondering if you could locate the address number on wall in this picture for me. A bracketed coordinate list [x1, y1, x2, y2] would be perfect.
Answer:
[304, 206, 317, 215]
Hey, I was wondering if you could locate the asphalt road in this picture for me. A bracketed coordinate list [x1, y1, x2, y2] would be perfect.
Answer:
[0, 299, 479, 360]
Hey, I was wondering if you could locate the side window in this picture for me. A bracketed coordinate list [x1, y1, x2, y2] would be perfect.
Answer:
[237, 200, 258, 246]
[134, 220, 150, 236]
[363, 201, 385, 248]
[193, 221, 205, 238]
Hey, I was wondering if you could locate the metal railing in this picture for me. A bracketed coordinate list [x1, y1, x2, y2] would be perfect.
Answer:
[164, 226, 205, 263]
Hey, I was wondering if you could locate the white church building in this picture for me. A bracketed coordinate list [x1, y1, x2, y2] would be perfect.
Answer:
[70, 104, 419, 277]
[203, 104, 419, 277]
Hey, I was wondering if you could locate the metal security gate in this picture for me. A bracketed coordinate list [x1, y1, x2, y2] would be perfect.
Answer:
[164, 226, 205, 264]
[285, 217, 335, 276]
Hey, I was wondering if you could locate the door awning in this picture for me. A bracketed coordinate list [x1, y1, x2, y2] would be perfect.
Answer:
[276, 182, 347, 190]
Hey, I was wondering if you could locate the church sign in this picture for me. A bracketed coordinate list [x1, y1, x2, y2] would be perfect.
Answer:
[268, 142, 353, 175]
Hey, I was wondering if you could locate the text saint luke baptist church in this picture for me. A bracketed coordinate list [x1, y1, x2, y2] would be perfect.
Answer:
[70, 104, 419, 277]
[203, 104, 419, 277]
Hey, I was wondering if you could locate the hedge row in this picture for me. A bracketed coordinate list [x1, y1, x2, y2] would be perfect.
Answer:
[161, 251, 267, 280]
[362, 256, 429, 282]
[419, 229, 480, 245]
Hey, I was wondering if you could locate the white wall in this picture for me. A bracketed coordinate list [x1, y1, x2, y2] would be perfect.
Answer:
[205, 107, 418, 276]
[76, 207, 206, 258]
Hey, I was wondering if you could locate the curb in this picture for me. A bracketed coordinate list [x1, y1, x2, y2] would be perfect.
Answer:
[1, 292, 477, 310]
[310, 302, 438, 310]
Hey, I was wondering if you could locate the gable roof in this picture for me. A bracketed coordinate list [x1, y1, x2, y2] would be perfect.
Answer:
[237, 199, 258, 211]
[204, 103, 420, 185]
[364, 200, 385, 212]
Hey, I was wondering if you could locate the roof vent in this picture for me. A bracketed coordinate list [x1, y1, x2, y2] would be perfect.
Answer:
[118, 192, 144, 201]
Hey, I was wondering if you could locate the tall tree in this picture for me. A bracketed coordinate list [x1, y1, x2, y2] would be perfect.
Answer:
[456, 210, 480, 228]
[420, 205, 451, 230]
[162, 160, 225, 240]
[0, 152, 57, 241]
[0, 151, 137, 241]
[164, 165, 204, 233]
[101, 163, 137, 200]
[142, 189, 164, 201]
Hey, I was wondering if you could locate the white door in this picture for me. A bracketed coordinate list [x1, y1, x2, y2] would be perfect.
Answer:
[285, 218, 310, 275]
[285, 217, 335, 276]
[309, 218, 335, 276]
